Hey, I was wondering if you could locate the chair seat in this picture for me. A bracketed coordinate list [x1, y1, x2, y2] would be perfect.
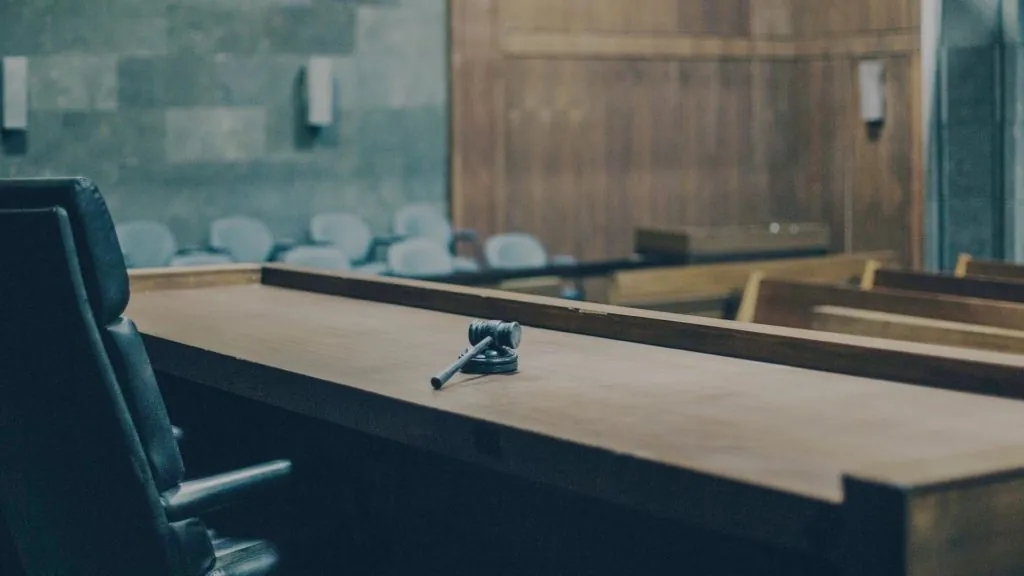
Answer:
[210, 537, 279, 576]
[354, 262, 388, 275]
[453, 256, 479, 273]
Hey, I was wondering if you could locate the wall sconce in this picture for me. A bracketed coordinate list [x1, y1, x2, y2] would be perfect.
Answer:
[2, 56, 28, 131]
[858, 59, 885, 125]
[306, 56, 334, 128]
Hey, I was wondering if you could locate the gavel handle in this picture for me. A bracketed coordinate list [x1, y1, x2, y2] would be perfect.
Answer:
[431, 336, 494, 390]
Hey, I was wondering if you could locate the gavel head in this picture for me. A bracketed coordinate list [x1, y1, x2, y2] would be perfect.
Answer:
[468, 320, 522, 350]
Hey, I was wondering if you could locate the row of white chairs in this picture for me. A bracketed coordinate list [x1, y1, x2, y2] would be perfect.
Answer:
[117, 205, 573, 277]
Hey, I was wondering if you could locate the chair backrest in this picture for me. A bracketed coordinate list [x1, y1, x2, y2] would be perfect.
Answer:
[310, 212, 373, 263]
[0, 178, 214, 576]
[484, 233, 549, 270]
[210, 215, 274, 263]
[116, 220, 178, 268]
[387, 238, 455, 277]
[281, 245, 352, 271]
[170, 252, 235, 267]
[393, 204, 453, 248]
[0, 205, 180, 576]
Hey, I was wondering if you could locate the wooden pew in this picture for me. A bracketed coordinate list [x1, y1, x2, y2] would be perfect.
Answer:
[609, 251, 894, 318]
[635, 222, 831, 263]
[866, 267, 1024, 304]
[738, 274, 1024, 352]
[812, 306, 1024, 354]
[956, 253, 1024, 281]
[492, 276, 565, 298]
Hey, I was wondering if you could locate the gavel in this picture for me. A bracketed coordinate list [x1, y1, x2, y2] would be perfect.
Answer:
[431, 320, 522, 390]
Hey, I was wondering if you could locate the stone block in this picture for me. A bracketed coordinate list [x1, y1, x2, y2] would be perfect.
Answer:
[166, 5, 266, 54]
[119, 55, 305, 108]
[29, 56, 118, 111]
[165, 107, 267, 163]
[347, 3, 447, 108]
[263, 4, 357, 54]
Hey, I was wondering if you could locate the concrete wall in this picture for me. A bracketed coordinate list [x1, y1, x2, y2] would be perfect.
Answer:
[0, 0, 449, 247]
[935, 0, 1003, 269]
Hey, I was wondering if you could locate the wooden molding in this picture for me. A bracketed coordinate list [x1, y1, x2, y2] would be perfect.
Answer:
[502, 30, 920, 60]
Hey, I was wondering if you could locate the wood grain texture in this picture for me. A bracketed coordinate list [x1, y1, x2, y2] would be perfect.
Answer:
[958, 256, 1024, 282]
[747, 277, 1024, 332]
[844, 461, 1024, 576]
[451, 0, 923, 265]
[253, 268, 1024, 402]
[128, 265, 261, 293]
[812, 306, 1024, 354]
[635, 222, 832, 257]
[126, 279, 1024, 501]
[129, 268, 1024, 572]
[609, 251, 891, 307]
[872, 269, 1024, 304]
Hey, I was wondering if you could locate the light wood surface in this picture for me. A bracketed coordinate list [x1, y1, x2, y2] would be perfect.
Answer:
[956, 254, 1024, 282]
[129, 268, 1024, 572]
[129, 265, 261, 294]
[128, 282, 1024, 506]
[742, 275, 1024, 331]
[609, 251, 889, 310]
[812, 306, 1024, 354]
[493, 276, 565, 298]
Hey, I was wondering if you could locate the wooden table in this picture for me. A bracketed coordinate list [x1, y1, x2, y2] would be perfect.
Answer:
[128, 265, 1024, 575]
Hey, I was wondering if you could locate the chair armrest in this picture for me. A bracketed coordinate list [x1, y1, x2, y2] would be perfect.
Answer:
[161, 459, 292, 522]
[270, 240, 299, 261]
[452, 229, 478, 245]
[550, 254, 577, 266]
[368, 234, 406, 261]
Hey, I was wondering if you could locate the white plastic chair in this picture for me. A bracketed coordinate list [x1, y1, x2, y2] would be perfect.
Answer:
[116, 221, 178, 268]
[210, 215, 275, 263]
[386, 238, 456, 277]
[280, 245, 352, 271]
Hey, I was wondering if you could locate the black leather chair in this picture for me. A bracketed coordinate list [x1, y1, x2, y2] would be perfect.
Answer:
[0, 178, 290, 576]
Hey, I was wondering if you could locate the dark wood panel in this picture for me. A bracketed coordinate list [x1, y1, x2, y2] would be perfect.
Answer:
[451, 0, 922, 265]
[747, 277, 1024, 332]
[872, 269, 1024, 304]
[450, 0, 501, 242]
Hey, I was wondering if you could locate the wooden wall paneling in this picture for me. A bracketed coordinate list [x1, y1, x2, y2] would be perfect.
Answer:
[576, 60, 605, 259]
[749, 0, 793, 38]
[794, 59, 840, 250]
[586, 0, 627, 34]
[500, 59, 532, 235]
[549, 60, 575, 256]
[702, 0, 751, 37]
[625, 61, 654, 248]
[678, 62, 701, 226]
[603, 61, 632, 257]
[652, 62, 684, 230]
[768, 60, 801, 222]
[695, 60, 721, 225]
[644, 0, 681, 34]
[677, 0, 705, 35]
[910, 53, 924, 268]
[451, 0, 500, 243]
[453, 0, 923, 264]
[735, 61, 758, 224]
[850, 56, 914, 265]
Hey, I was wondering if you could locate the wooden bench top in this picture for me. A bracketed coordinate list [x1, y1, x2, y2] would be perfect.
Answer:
[126, 266, 1024, 572]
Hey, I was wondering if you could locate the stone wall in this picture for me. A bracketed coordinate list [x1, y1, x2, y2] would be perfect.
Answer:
[0, 0, 448, 247]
